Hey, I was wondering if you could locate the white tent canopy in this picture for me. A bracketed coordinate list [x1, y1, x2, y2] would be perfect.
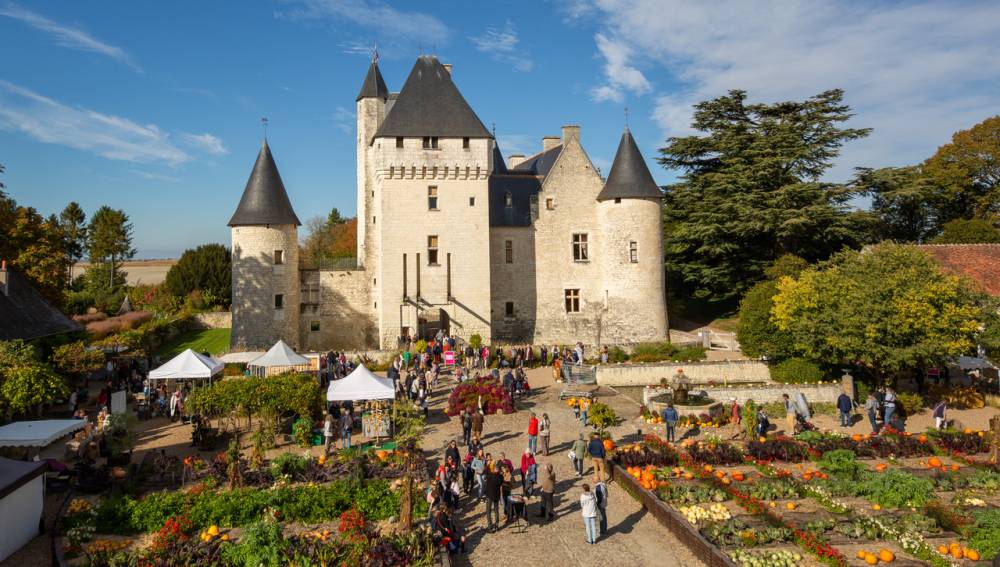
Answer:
[326, 365, 395, 401]
[956, 356, 996, 371]
[0, 419, 85, 448]
[249, 340, 310, 368]
[149, 349, 223, 381]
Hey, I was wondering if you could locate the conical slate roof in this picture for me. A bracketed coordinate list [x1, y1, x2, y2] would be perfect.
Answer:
[597, 128, 662, 202]
[374, 56, 491, 139]
[491, 142, 508, 174]
[228, 140, 301, 227]
[356, 59, 389, 101]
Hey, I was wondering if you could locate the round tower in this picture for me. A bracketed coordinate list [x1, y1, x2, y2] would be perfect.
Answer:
[228, 139, 302, 350]
[597, 127, 668, 344]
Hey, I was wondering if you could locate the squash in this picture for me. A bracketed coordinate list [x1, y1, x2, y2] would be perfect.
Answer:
[714, 470, 726, 479]
[852, 433, 864, 442]
[917, 434, 927, 443]
[936, 545, 948, 554]
[758, 436, 767, 442]
[785, 502, 797, 510]
[375, 450, 389, 461]
[964, 549, 980, 561]
[683, 472, 694, 480]
[951, 464, 960, 471]
[950, 547, 964, 559]
[857, 550, 868, 559]
[875, 463, 888, 472]
[603, 439, 615, 452]
[864, 552, 878, 565]
[928, 456, 942, 468]
[878, 549, 894, 562]
[731, 471, 745, 482]
[872, 504, 881, 511]
[703, 464, 714, 473]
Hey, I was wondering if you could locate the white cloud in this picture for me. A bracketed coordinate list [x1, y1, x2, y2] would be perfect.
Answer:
[0, 3, 141, 71]
[182, 132, 228, 156]
[497, 134, 534, 157]
[277, 0, 450, 48]
[590, 84, 623, 103]
[0, 80, 188, 165]
[333, 106, 354, 133]
[469, 21, 533, 72]
[575, 0, 1000, 178]
[130, 169, 178, 183]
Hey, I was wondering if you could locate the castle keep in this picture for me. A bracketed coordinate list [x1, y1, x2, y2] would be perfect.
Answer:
[230, 56, 668, 351]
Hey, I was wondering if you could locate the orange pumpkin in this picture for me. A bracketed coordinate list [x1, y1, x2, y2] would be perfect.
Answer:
[928, 456, 942, 468]
[951, 547, 964, 559]
[715, 470, 726, 479]
[703, 464, 714, 473]
[731, 472, 745, 482]
[864, 552, 878, 565]
[683, 472, 694, 480]
[875, 463, 888, 472]
[963, 428, 972, 434]
[878, 549, 894, 562]
[965, 549, 980, 561]
[857, 550, 867, 559]
[603, 439, 615, 452]
[950, 464, 960, 471]
[852, 433, 864, 442]
[375, 450, 388, 461]
[917, 435, 927, 443]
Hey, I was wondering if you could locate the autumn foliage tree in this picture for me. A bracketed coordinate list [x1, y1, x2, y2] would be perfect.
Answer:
[300, 207, 357, 267]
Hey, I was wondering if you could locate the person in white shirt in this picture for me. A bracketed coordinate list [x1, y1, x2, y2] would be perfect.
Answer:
[580, 484, 599, 544]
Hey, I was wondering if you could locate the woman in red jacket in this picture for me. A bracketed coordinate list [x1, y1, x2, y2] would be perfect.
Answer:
[520, 448, 537, 497]
[527, 412, 539, 454]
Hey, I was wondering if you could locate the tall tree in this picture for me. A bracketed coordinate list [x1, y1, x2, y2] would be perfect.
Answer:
[931, 218, 1000, 244]
[87, 206, 135, 289]
[300, 215, 357, 267]
[327, 207, 346, 226]
[659, 89, 872, 299]
[851, 166, 938, 243]
[923, 115, 1000, 224]
[60, 202, 88, 279]
[164, 243, 232, 306]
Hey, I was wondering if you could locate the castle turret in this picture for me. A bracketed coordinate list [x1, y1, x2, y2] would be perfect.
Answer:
[597, 127, 668, 343]
[356, 57, 389, 270]
[229, 140, 302, 350]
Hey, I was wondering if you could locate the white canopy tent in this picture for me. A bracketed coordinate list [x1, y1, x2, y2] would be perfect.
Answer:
[326, 365, 395, 402]
[149, 349, 223, 382]
[0, 419, 85, 448]
[248, 340, 311, 377]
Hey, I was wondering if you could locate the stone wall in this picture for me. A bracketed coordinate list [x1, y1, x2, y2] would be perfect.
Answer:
[489, 226, 536, 342]
[299, 269, 376, 351]
[230, 225, 300, 351]
[639, 382, 845, 406]
[193, 311, 231, 329]
[596, 360, 772, 386]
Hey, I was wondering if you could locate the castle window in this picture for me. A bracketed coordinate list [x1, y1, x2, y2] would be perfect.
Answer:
[629, 241, 638, 263]
[615, 198, 622, 204]
[310, 321, 320, 332]
[422, 136, 438, 149]
[274, 294, 284, 309]
[504, 192, 513, 208]
[428, 186, 439, 210]
[505, 240, 513, 264]
[274, 250, 284, 265]
[505, 301, 514, 318]
[546, 198, 554, 210]
[427, 235, 439, 265]
[572, 233, 589, 262]
[301, 281, 320, 303]
[564, 289, 580, 313]
[463, 137, 470, 149]
[469, 197, 475, 207]
[373, 216, 376, 224]
[396, 137, 404, 148]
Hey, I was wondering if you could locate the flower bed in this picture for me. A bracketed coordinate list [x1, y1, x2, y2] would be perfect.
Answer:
[445, 376, 514, 415]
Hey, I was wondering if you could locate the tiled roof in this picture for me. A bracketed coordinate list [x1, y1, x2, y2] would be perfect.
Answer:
[510, 145, 562, 177]
[915, 244, 1000, 296]
[488, 175, 541, 227]
[0, 267, 80, 341]
[597, 127, 662, 201]
[228, 140, 301, 227]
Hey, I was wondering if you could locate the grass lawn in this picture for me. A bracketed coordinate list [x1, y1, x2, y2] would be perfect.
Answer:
[156, 327, 231, 357]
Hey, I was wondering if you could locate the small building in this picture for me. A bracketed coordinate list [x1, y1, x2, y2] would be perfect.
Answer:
[0, 457, 46, 561]
[0, 261, 80, 341]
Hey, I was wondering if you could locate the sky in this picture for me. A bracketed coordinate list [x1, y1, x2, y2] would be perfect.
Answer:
[2, 0, 999, 258]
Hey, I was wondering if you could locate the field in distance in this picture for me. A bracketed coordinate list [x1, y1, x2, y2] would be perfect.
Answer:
[73, 259, 177, 286]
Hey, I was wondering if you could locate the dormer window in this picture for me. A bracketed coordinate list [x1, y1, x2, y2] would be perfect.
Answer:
[422, 136, 439, 149]
[395, 137, 404, 148]
[504, 191, 513, 208]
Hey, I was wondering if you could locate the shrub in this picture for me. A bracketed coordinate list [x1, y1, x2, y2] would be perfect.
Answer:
[445, 376, 514, 416]
[468, 334, 482, 350]
[607, 346, 628, 363]
[896, 391, 924, 415]
[769, 357, 824, 384]
[220, 520, 286, 567]
[270, 452, 309, 479]
[587, 401, 618, 433]
[414, 339, 427, 354]
[630, 342, 706, 363]
[292, 418, 312, 448]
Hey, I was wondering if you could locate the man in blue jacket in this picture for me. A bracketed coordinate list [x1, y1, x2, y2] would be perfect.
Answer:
[661, 403, 679, 442]
[836, 391, 853, 427]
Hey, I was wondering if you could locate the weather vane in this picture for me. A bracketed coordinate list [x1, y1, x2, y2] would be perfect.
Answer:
[372, 40, 379, 63]
[262, 117, 269, 139]
[624, 106, 630, 128]
[492, 121, 496, 137]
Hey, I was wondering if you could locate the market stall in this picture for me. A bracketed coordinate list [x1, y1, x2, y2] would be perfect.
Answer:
[326, 365, 395, 441]
[248, 340, 311, 377]
[148, 348, 223, 384]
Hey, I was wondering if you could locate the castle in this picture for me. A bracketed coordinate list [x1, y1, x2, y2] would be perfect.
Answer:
[229, 56, 668, 352]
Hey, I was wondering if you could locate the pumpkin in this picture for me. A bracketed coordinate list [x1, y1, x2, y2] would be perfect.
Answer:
[220, 534, 230, 541]
[963, 428, 972, 434]
[928, 456, 942, 468]
[875, 463, 888, 472]
[917, 435, 927, 443]
[720, 478, 731, 485]
[703, 464, 714, 473]
[977, 431, 984, 437]
[207, 525, 219, 536]
[872, 504, 881, 511]
[317, 455, 326, 465]
[937, 545, 948, 554]
[642, 470, 655, 482]
[683, 472, 694, 480]
[375, 450, 389, 461]
[950, 464, 960, 471]
[878, 549, 894, 562]
[852, 433, 864, 442]
[964, 549, 980, 561]
[950, 547, 964, 559]
[603, 439, 615, 452]
[731, 472, 745, 482]
[857, 550, 868, 559]
[758, 436, 767, 442]
[785, 502, 797, 510]
[714, 470, 726, 479]
[864, 552, 878, 565]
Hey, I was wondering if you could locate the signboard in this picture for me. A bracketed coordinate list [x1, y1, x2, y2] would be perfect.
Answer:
[443, 351, 456, 366]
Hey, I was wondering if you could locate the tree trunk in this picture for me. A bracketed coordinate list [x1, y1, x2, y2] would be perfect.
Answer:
[990, 415, 1000, 465]
[399, 471, 413, 532]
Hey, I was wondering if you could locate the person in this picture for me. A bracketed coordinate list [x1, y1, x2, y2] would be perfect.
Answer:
[755, 407, 770, 439]
[883, 387, 898, 430]
[500, 462, 515, 522]
[572, 433, 587, 477]
[782, 394, 797, 434]
[69, 389, 78, 412]
[323, 413, 335, 454]
[661, 403, 679, 442]
[580, 397, 591, 426]
[460, 410, 472, 447]
[600, 346, 609, 364]
[339, 410, 353, 449]
[728, 398, 741, 439]
[483, 464, 502, 532]
[445, 440, 460, 468]
[594, 479, 609, 535]
[520, 449, 537, 497]
[527, 412, 539, 454]
[587, 432, 607, 483]
[539, 413, 551, 456]
[169, 389, 181, 422]
[864, 392, 880, 434]
[537, 463, 556, 520]
[933, 399, 947, 430]
[471, 409, 484, 441]
[435, 506, 467, 554]
[471, 449, 486, 500]
[580, 484, 599, 544]
[836, 391, 853, 427]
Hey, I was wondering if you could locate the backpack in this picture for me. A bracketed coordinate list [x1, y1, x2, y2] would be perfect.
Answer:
[595, 483, 607, 509]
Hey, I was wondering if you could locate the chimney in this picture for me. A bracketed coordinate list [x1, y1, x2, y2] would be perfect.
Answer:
[508, 154, 526, 168]
[0, 260, 8, 297]
[562, 124, 580, 144]
[542, 136, 560, 152]
[442, 63, 452, 76]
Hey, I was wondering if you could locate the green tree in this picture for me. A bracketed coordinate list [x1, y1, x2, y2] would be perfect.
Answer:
[923, 115, 1000, 224]
[52, 341, 105, 376]
[327, 207, 346, 226]
[658, 89, 871, 299]
[60, 202, 88, 279]
[87, 206, 135, 289]
[736, 255, 806, 360]
[772, 243, 989, 383]
[0, 203, 71, 304]
[0, 363, 69, 417]
[0, 340, 40, 369]
[851, 166, 938, 242]
[164, 243, 232, 306]
[931, 218, 1000, 244]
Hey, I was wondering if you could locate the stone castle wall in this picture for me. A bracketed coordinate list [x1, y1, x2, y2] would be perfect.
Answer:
[489, 226, 536, 342]
[596, 360, 772, 386]
[192, 311, 232, 329]
[299, 269, 375, 351]
[230, 225, 300, 350]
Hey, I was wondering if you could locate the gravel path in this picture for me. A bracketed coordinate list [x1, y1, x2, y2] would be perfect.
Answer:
[421, 366, 705, 567]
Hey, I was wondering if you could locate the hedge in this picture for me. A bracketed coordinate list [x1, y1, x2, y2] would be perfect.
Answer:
[769, 357, 824, 384]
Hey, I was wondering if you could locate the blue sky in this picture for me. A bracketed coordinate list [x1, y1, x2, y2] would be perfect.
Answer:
[2, 1, 999, 258]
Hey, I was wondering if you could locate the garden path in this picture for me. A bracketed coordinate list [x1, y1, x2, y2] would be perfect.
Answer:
[421, 366, 705, 567]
